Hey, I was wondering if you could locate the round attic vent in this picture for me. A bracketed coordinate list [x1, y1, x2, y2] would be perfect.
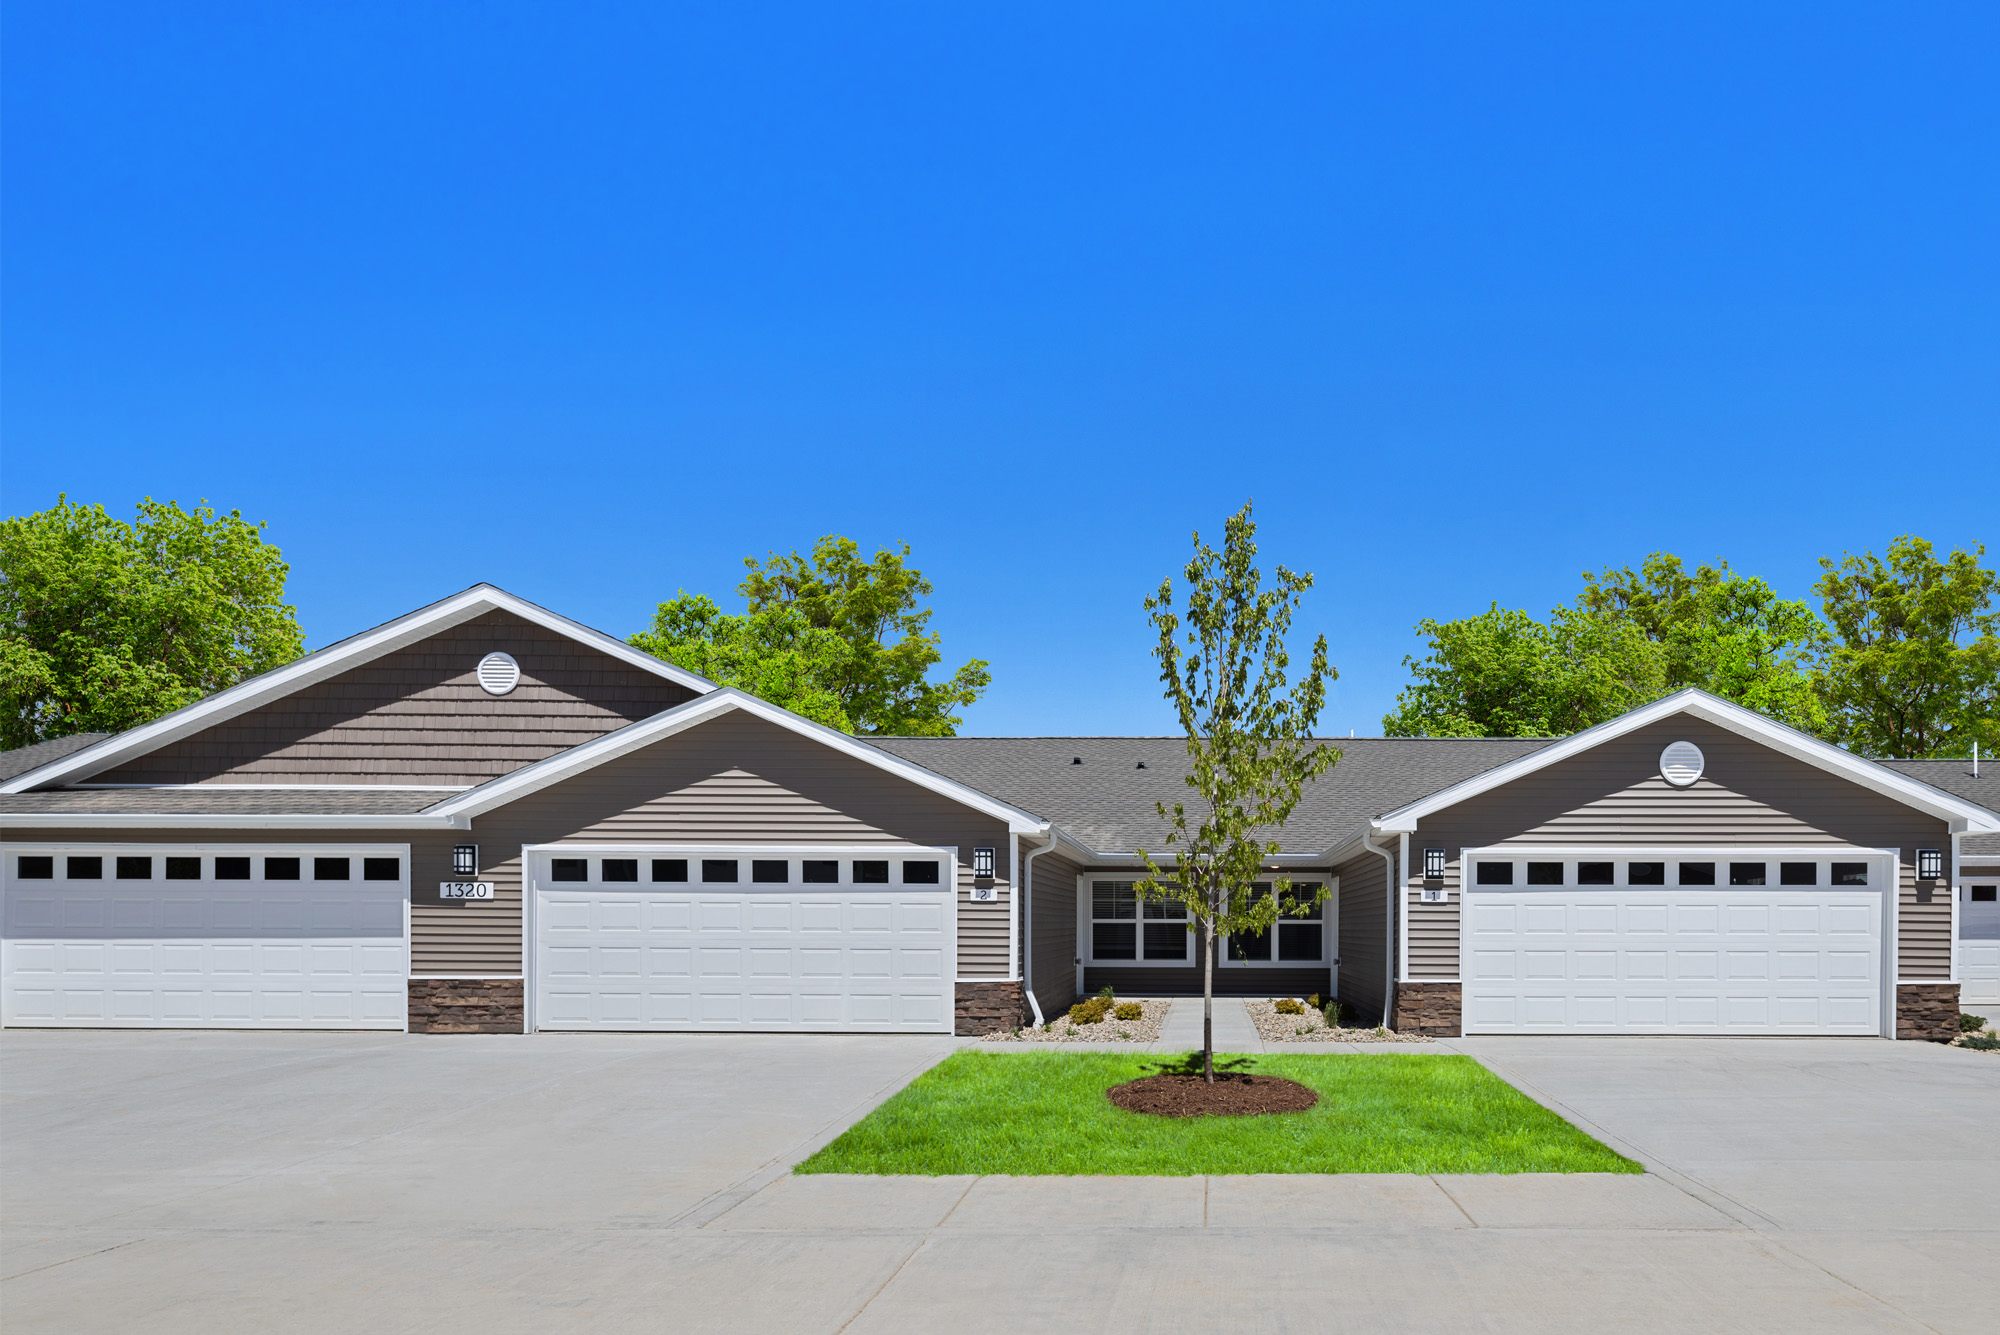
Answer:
[477, 651, 521, 696]
[1660, 740, 1705, 787]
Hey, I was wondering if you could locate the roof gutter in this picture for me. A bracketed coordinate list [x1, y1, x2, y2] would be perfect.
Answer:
[0, 813, 467, 830]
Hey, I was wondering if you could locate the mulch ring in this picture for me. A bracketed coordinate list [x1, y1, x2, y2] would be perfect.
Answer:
[1106, 1072, 1319, 1118]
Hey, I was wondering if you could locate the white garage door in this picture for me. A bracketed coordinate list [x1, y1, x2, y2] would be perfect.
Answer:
[1462, 853, 1886, 1036]
[1961, 880, 1999, 1007]
[2, 845, 408, 1029]
[532, 847, 955, 1033]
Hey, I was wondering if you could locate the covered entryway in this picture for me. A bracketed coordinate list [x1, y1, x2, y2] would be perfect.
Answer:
[529, 845, 956, 1032]
[1, 844, 409, 1029]
[1461, 850, 1888, 1035]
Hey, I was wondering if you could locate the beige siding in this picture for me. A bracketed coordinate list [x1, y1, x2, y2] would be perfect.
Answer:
[92, 610, 698, 787]
[1334, 847, 1390, 1023]
[1027, 847, 1084, 1015]
[1404, 715, 1953, 981]
[460, 710, 1016, 978]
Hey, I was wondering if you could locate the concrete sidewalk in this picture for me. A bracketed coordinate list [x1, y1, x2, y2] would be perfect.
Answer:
[3, 1029, 1993, 1334]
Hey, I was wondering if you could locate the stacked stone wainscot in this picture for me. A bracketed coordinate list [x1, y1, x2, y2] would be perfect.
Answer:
[1895, 982, 1960, 1043]
[1392, 981, 1463, 1037]
[955, 981, 1029, 1035]
[408, 979, 525, 1034]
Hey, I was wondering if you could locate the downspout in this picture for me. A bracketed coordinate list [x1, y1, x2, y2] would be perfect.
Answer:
[1018, 825, 1058, 1028]
[1361, 830, 1398, 1029]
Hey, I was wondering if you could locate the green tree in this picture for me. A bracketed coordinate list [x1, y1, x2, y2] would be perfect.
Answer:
[1813, 536, 1999, 758]
[1577, 554, 1830, 733]
[632, 536, 990, 735]
[1383, 604, 1665, 738]
[1134, 503, 1338, 1080]
[0, 497, 305, 748]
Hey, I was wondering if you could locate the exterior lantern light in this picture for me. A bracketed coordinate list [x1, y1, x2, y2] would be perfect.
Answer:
[1917, 848, 1943, 880]
[452, 845, 479, 877]
[1424, 847, 1447, 879]
[972, 847, 995, 880]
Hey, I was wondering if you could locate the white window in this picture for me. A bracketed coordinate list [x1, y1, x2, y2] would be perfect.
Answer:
[1089, 881, 1188, 962]
[1225, 882, 1326, 966]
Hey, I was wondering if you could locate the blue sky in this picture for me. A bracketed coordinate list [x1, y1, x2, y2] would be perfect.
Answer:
[5, 2, 1995, 736]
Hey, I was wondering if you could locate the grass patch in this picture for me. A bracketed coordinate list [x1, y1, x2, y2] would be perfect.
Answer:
[797, 1051, 1640, 1176]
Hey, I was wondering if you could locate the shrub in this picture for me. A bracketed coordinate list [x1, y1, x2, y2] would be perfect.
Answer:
[1097, 984, 1117, 1001]
[1114, 1001, 1142, 1020]
[1961, 1033, 2000, 1051]
[1306, 993, 1323, 1010]
[1960, 1012, 1988, 1033]
[1274, 997, 1304, 1015]
[1067, 997, 1112, 1025]
[1323, 1001, 1345, 1028]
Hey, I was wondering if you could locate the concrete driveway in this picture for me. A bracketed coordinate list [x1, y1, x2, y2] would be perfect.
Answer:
[2, 1030, 1994, 1334]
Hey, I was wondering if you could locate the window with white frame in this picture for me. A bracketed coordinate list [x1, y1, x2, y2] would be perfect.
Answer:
[1089, 880, 1189, 961]
[1225, 882, 1326, 965]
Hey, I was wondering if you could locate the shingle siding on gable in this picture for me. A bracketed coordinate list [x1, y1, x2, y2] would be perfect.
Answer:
[92, 610, 698, 787]
[455, 710, 1015, 979]
[1400, 716, 1953, 981]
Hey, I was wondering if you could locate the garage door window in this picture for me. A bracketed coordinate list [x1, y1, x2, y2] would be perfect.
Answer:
[702, 859, 739, 883]
[315, 858, 350, 880]
[116, 856, 153, 879]
[752, 860, 788, 883]
[552, 859, 588, 882]
[67, 857, 102, 879]
[603, 859, 638, 882]
[1781, 863, 1817, 885]
[1680, 862, 1716, 885]
[902, 861, 940, 884]
[266, 857, 300, 879]
[802, 861, 837, 883]
[854, 861, 889, 884]
[1730, 863, 1766, 885]
[17, 856, 52, 879]
[217, 858, 251, 880]
[652, 859, 688, 882]
[1477, 863, 1514, 886]
[1527, 863, 1563, 885]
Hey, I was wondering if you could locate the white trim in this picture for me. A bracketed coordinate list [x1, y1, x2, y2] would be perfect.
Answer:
[1398, 831, 1410, 983]
[431, 689, 1048, 834]
[1370, 689, 2000, 836]
[0, 813, 464, 829]
[1006, 831, 1020, 983]
[71, 783, 474, 792]
[0, 584, 716, 794]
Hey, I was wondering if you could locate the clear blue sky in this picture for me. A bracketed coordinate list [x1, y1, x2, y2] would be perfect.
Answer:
[4, 2, 1995, 736]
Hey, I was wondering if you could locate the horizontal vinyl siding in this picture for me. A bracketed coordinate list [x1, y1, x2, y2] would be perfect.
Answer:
[467, 710, 1016, 979]
[93, 611, 697, 787]
[1409, 715, 1953, 981]
[1334, 848, 1389, 1023]
[1028, 848, 1083, 1015]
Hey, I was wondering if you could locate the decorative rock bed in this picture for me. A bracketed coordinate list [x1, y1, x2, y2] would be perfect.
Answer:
[1246, 997, 1436, 1044]
[983, 997, 1171, 1043]
[1951, 1015, 1999, 1053]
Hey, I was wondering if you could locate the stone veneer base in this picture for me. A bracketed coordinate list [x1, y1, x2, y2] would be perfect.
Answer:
[1895, 982, 1960, 1043]
[1392, 981, 1463, 1037]
[408, 978, 525, 1034]
[955, 980, 1028, 1036]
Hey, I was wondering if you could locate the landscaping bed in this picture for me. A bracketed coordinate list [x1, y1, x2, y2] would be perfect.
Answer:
[796, 1050, 1639, 1176]
[984, 996, 1170, 1043]
[1952, 1012, 1998, 1052]
[1246, 997, 1436, 1044]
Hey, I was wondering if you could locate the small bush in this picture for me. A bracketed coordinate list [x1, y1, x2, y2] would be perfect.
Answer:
[1068, 997, 1112, 1025]
[1323, 1001, 1345, 1028]
[1306, 993, 1323, 1010]
[1114, 1001, 1142, 1020]
[1961, 1033, 2000, 1051]
[1960, 1012, 1988, 1033]
[1274, 997, 1304, 1015]
[1097, 984, 1117, 1001]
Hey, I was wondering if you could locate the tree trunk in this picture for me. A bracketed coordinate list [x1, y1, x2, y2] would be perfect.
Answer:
[1201, 915, 1215, 1082]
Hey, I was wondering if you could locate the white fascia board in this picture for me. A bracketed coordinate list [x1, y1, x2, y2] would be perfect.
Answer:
[432, 688, 1050, 835]
[1370, 688, 2000, 836]
[0, 813, 463, 830]
[0, 584, 715, 795]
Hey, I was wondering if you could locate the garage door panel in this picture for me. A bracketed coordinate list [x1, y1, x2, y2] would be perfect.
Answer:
[1463, 883, 1881, 1036]
[536, 877, 954, 1034]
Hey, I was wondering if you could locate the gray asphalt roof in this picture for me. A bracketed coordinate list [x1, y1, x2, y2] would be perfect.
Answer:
[0, 734, 112, 784]
[869, 736, 1555, 856]
[0, 788, 449, 816]
[1879, 759, 2000, 816]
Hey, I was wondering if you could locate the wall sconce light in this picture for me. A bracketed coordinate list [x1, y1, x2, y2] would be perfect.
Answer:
[1917, 848, 1943, 880]
[1424, 847, 1447, 879]
[973, 847, 995, 880]
[452, 845, 479, 877]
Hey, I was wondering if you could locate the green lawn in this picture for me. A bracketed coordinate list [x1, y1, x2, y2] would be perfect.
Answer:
[797, 1051, 1640, 1176]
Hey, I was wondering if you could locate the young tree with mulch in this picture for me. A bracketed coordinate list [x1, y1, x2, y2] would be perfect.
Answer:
[1134, 502, 1339, 1082]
